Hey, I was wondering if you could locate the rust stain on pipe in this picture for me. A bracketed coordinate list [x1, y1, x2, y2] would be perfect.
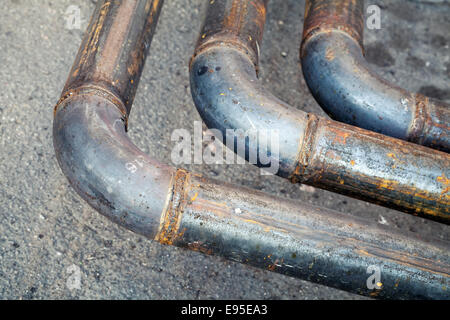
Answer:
[291, 113, 319, 184]
[72, 1, 111, 79]
[155, 170, 191, 245]
[63, 0, 163, 116]
[301, 0, 364, 54]
[98, 0, 138, 78]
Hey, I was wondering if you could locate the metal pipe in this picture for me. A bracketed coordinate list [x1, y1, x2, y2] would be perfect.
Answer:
[53, 0, 450, 299]
[189, 0, 450, 223]
[301, 0, 450, 153]
[54, 0, 170, 238]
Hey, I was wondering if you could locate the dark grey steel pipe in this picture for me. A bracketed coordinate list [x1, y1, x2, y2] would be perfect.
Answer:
[189, 0, 450, 223]
[53, 0, 450, 299]
[301, 0, 450, 153]
[54, 0, 171, 237]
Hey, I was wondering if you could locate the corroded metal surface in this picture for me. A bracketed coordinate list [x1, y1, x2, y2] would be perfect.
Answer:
[54, 0, 171, 238]
[60, 0, 163, 116]
[301, 0, 450, 152]
[53, 0, 450, 299]
[190, 0, 450, 223]
[302, 0, 364, 48]
[176, 175, 450, 299]
[193, 0, 268, 66]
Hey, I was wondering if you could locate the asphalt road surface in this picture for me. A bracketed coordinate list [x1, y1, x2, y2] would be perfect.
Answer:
[0, 0, 449, 299]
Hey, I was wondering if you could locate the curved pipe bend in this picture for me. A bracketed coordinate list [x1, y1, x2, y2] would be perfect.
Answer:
[301, 0, 450, 152]
[191, 46, 305, 178]
[54, 90, 176, 238]
[190, 0, 450, 222]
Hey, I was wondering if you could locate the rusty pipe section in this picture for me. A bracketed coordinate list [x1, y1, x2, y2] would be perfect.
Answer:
[54, 0, 169, 237]
[52, 0, 450, 299]
[190, 0, 450, 223]
[301, 0, 450, 152]
[181, 177, 450, 300]
[60, 0, 162, 117]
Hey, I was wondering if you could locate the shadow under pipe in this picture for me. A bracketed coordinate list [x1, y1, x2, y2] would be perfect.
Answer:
[189, 0, 450, 223]
[53, 0, 450, 299]
[301, 0, 450, 153]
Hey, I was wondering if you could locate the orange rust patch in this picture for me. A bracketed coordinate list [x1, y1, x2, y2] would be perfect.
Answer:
[75, 1, 111, 79]
[187, 241, 213, 255]
[302, 0, 365, 51]
[387, 153, 397, 159]
[290, 114, 320, 184]
[267, 258, 283, 272]
[325, 47, 335, 61]
[223, 0, 245, 33]
[369, 290, 382, 297]
[408, 93, 428, 143]
[267, 264, 276, 271]
[243, 219, 277, 233]
[155, 169, 191, 245]
[250, 0, 266, 17]
[376, 179, 399, 191]
[325, 150, 341, 161]
[332, 130, 350, 144]
[437, 174, 450, 198]
[190, 192, 199, 203]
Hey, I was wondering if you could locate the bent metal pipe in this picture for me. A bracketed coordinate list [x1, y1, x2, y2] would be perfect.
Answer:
[189, 0, 450, 223]
[53, 0, 450, 299]
[301, 0, 450, 153]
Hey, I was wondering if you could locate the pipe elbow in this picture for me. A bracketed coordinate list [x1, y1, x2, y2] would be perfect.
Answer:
[53, 90, 174, 238]
[302, 31, 450, 152]
[190, 46, 308, 177]
[302, 33, 413, 137]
